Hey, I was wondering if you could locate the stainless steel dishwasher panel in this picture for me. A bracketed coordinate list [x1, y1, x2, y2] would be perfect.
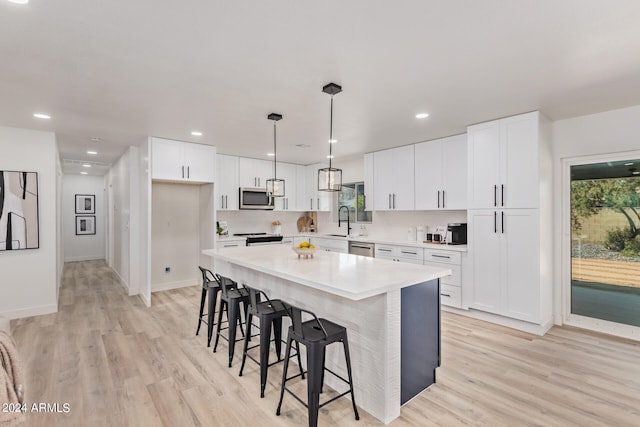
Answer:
[348, 241, 375, 257]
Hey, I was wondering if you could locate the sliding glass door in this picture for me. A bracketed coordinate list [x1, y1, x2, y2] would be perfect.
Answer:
[570, 159, 640, 328]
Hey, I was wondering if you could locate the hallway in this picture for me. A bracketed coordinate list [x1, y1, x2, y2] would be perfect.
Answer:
[9, 261, 640, 426]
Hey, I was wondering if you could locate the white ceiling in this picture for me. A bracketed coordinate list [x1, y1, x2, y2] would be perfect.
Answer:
[2, 1, 640, 176]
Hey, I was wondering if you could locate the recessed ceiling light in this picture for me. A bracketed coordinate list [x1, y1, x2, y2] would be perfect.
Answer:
[267, 153, 275, 157]
[415, 113, 429, 119]
[624, 162, 634, 166]
[328, 139, 338, 144]
[87, 151, 97, 155]
[80, 172, 88, 175]
[8, 0, 29, 4]
[90, 137, 100, 142]
[191, 131, 203, 136]
[33, 113, 51, 119]
[82, 164, 91, 168]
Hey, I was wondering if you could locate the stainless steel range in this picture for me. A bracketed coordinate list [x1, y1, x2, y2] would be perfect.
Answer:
[233, 233, 284, 246]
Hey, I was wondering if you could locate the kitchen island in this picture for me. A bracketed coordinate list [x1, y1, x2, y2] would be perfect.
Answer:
[203, 245, 451, 424]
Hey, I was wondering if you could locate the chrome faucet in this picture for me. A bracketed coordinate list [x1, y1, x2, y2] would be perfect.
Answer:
[338, 206, 352, 236]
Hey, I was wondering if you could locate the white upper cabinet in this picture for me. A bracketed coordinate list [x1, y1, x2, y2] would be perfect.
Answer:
[216, 154, 239, 210]
[373, 145, 415, 210]
[238, 157, 273, 188]
[274, 162, 298, 211]
[414, 134, 467, 210]
[305, 163, 330, 211]
[151, 137, 215, 183]
[467, 112, 540, 209]
[364, 152, 374, 211]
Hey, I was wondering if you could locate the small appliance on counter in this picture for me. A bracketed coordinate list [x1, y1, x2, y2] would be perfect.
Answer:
[447, 223, 467, 245]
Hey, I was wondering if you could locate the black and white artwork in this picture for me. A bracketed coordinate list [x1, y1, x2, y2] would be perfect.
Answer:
[75, 194, 95, 214]
[75, 215, 96, 235]
[0, 171, 40, 251]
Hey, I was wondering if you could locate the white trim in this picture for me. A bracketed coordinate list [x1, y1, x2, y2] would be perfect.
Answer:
[111, 267, 133, 295]
[138, 292, 151, 308]
[442, 306, 553, 336]
[560, 150, 640, 340]
[151, 280, 196, 293]
[64, 255, 105, 262]
[0, 304, 58, 320]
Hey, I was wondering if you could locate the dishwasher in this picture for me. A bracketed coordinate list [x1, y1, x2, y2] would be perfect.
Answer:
[348, 241, 375, 257]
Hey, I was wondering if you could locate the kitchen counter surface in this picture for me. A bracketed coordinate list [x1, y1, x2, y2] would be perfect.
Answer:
[287, 233, 468, 252]
[202, 244, 450, 300]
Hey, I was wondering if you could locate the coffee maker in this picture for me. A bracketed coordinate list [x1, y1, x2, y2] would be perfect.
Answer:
[447, 223, 467, 245]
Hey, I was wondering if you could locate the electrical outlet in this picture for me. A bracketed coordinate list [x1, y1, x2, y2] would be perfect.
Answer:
[165, 267, 171, 273]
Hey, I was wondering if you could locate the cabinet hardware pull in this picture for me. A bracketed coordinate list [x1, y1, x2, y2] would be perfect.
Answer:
[393, 193, 396, 209]
[379, 248, 392, 252]
[225, 195, 228, 209]
[494, 211, 497, 233]
[432, 254, 450, 259]
[388, 194, 391, 209]
[501, 184, 504, 207]
[187, 166, 190, 179]
[182, 166, 185, 178]
[494, 185, 497, 206]
[437, 190, 440, 208]
[442, 190, 445, 208]
[502, 211, 505, 234]
[440, 293, 451, 297]
[317, 198, 320, 209]
[401, 251, 417, 255]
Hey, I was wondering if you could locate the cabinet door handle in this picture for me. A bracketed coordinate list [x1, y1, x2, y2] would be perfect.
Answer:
[442, 190, 445, 208]
[388, 194, 391, 209]
[437, 190, 440, 208]
[393, 193, 396, 209]
[182, 166, 185, 179]
[187, 166, 190, 179]
[258, 177, 261, 187]
[432, 254, 451, 259]
[441, 293, 451, 297]
[378, 248, 392, 252]
[310, 198, 313, 210]
[501, 184, 504, 207]
[494, 211, 497, 233]
[225, 195, 228, 209]
[317, 198, 320, 209]
[494, 185, 497, 207]
[502, 211, 505, 234]
[401, 250, 417, 255]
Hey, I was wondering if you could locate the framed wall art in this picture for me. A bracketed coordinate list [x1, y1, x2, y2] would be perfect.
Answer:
[0, 170, 40, 251]
[75, 194, 95, 214]
[75, 215, 96, 235]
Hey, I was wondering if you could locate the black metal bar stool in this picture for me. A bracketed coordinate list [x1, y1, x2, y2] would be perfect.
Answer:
[213, 274, 249, 367]
[195, 266, 221, 347]
[276, 302, 359, 427]
[238, 285, 304, 397]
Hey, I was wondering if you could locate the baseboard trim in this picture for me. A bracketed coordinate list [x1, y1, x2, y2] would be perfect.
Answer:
[0, 304, 58, 320]
[442, 306, 553, 336]
[139, 292, 151, 308]
[64, 255, 106, 262]
[111, 268, 130, 294]
[152, 280, 197, 293]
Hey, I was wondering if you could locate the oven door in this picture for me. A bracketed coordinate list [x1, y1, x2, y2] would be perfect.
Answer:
[239, 187, 275, 210]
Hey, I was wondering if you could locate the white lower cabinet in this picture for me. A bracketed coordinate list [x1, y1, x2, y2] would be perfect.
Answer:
[468, 209, 542, 323]
[375, 244, 423, 264]
[309, 237, 348, 254]
[424, 249, 463, 308]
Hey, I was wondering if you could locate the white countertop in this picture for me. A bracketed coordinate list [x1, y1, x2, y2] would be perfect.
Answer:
[203, 245, 451, 301]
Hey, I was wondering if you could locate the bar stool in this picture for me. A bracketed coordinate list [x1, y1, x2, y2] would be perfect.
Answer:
[276, 302, 359, 427]
[238, 285, 304, 397]
[213, 274, 249, 367]
[195, 267, 221, 347]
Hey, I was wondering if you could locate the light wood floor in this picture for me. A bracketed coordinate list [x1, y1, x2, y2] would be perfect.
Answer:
[11, 260, 640, 426]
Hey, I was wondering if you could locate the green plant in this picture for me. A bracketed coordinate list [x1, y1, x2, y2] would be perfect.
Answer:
[621, 236, 640, 257]
[605, 227, 633, 251]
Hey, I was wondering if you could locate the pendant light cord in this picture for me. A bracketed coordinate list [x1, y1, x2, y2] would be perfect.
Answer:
[329, 95, 334, 169]
[273, 120, 277, 179]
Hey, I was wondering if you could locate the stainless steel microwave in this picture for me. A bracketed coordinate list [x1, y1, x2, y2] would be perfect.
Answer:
[239, 187, 275, 210]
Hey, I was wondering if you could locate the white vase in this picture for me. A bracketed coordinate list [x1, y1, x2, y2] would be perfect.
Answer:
[273, 225, 282, 235]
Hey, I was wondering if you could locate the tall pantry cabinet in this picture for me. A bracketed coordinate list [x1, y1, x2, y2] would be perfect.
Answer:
[466, 111, 553, 326]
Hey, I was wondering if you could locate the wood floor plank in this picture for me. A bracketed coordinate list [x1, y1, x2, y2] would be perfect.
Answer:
[10, 260, 640, 427]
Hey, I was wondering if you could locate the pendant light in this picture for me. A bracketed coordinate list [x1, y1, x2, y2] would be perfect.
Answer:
[318, 82, 343, 192]
[266, 113, 285, 197]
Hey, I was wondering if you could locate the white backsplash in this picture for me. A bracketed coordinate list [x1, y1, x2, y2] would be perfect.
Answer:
[218, 209, 467, 241]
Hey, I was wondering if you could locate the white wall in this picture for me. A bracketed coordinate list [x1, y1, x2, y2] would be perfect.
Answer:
[62, 175, 105, 261]
[151, 183, 200, 291]
[0, 126, 59, 319]
[551, 104, 640, 325]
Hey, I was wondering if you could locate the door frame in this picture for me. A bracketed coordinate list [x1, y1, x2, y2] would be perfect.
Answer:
[561, 150, 640, 341]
